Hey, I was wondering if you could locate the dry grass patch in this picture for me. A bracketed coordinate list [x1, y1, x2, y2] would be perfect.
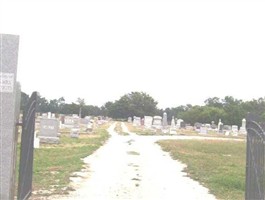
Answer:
[114, 122, 129, 135]
[158, 139, 246, 200]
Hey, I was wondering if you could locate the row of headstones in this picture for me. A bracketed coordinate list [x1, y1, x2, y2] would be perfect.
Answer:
[194, 118, 247, 136]
[129, 113, 185, 134]
[218, 118, 247, 135]
[37, 112, 100, 128]
[129, 113, 247, 136]
[37, 113, 108, 146]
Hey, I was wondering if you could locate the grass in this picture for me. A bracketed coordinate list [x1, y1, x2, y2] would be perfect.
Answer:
[126, 122, 164, 135]
[114, 122, 129, 135]
[157, 139, 246, 200]
[17, 124, 110, 198]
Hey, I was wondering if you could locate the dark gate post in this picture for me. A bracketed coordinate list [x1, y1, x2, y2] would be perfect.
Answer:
[17, 92, 37, 200]
[245, 113, 265, 200]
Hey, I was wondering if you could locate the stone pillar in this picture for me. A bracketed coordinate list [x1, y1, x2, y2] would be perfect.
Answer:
[0, 34, 20, 200]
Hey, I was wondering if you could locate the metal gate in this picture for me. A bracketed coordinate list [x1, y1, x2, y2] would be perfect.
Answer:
[245, 113, 265, 200]
[17, 92, 37, 200]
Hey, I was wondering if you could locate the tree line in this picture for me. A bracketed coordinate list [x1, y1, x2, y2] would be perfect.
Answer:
[20, 91, 265, 126]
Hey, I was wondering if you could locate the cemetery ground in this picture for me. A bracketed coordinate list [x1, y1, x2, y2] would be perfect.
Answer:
[17, 123, 110, 199]
[37, 122, 246, 200]
[13, 120, 246, 199]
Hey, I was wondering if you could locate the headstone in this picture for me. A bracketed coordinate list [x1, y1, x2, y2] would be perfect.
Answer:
[180, 121, 186, 129]
[218, 119, 223, 133]
[152, 116, 162, 129]
[42, 113, 48, 118]
[231, 125, 239, 136]
[223, 125, 232, 131]
[0, 34, 20, 200]
[64, 116, 75, 128]
[205, 124, 211, 130]
[219, 124, 224, 133]
[170, 116, 177, 134]
[200, 126, 208, 134]
[70, 116, 80, 138]
[70, 128, 79, 138]
[80, 117, 90, 125]
[194, 122, 202, 132]
[141, 118, 145, 126]
[60, 114, 65, 124]
[144, 116, 153, 129]
[239, 118, 247, 134]
[133, 116, 141, 126]
[39, 118, 60, 143]
[176, 119, 184, 129]
[223, 125, 232, 135]
[162, 112, 169, 133]
[86, 120, 93, 132]
[211, 121, 217, 130]
[162, 112, 168, 127]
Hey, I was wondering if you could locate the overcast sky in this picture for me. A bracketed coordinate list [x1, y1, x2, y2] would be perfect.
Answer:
[1, 0, 264, 109]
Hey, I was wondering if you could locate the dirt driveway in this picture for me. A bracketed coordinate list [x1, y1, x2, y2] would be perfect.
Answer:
[50, 123, 216, 200]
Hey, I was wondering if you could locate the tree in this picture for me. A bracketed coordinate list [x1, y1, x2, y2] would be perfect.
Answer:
[106, 92, 158, 119]
[36, 94, 49, 113]
[222, 96, 244, 125]
[103, 101, 115, 117]
[49, 99, 59, 113]
[204, 97, 223, 108]
[58, 97, 65, 113]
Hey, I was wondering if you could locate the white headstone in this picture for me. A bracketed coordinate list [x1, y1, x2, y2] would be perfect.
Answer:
[144, 116, 153, 129]
[152, 116, 162, 129]
[239, 118, 247, 134]
[217, 119, 223, 133]
[232, 125, 238, 136]
[170, 116, 177, 134]
[133, 116, 141, 126]
[200, 126, 208, 134]
[162, 112, 168, 127]
[176, 119, 183, 129]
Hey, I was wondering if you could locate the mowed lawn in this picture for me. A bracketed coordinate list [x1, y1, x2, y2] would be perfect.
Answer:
[158, 139, 246, 200]
[17, 125, 110, 198]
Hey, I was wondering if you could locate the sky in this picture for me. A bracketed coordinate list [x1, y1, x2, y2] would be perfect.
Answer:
[0, 0, 265, 109]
